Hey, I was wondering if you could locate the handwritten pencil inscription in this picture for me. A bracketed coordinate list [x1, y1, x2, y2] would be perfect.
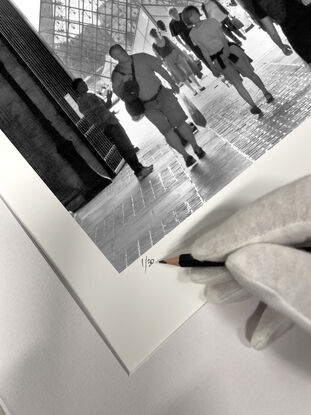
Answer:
[141, 256, 155, 273]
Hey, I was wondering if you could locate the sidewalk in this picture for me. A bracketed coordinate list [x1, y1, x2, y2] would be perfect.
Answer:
[76, 27, 311, 272]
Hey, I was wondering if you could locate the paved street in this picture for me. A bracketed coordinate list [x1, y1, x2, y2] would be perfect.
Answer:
[76, 26, 311, 272]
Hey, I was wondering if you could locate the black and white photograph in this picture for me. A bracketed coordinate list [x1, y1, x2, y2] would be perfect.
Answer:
[1, 0, 311, 273]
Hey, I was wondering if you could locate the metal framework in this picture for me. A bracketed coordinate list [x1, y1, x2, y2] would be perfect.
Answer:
[39, 0, 198, 92]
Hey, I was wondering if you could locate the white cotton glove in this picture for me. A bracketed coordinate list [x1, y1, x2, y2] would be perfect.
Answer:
[239, 301, 294, 350]
[227, 244, 311, 336]
[191, 174, 311, 263]
[188, 266, 251, 304]
[189, 174, 311, 348]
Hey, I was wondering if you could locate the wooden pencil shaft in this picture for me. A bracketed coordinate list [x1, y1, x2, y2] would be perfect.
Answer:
[179, 254, 224, 268]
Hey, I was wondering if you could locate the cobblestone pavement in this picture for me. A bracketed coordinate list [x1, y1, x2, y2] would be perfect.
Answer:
[76, 28, 311, 272]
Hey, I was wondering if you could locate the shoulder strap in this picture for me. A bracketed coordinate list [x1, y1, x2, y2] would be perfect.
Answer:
[113, 68, 127, 76]
[131, 56, 137, 81]
[201, 2, 208, 18]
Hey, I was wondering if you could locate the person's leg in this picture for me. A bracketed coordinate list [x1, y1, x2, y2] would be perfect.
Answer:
[177, 55, 204, 90]
[176, 122, 198, 148]
[104, 124, 144, 174]
[222, 65, 259, 109]
[158, 87, 206, 158]
[164, 128, 190, 157]
[189, 74, 204, 90]
[238, 56, 273, 102]
[144, 104, 193, 156]
[226, 19, 247, 40]
[164, 128, 198, 166]
[222, 22, 242, 45]
[247, 71, 270, 95]
[177, 122, 206, 158]
[232, 27, 247, 40]
[231, 79, 259, 107]
[176, 61, 199, 93]
[184, 79, 198, 94]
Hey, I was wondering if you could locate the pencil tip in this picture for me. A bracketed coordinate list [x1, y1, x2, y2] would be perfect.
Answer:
[159, 260, 166, 264]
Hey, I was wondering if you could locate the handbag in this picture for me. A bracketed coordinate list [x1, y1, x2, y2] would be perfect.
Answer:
[230, 16, 244, 29]
[181, 94, 207, 127]
[122, 58, 145, 117]
[186, 56, 203, 77]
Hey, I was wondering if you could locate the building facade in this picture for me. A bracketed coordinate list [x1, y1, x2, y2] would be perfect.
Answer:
[39, 0, 198, 93]
[0, 0, 127, 211]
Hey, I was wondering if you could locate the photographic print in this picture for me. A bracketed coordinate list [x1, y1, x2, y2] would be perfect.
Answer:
[1, 0, 311, 274]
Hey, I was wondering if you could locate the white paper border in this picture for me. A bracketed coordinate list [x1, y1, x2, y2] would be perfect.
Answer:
[1, 119, 311, 373]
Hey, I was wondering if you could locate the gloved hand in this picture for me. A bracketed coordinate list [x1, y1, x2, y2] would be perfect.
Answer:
[188, 174, 311, 349]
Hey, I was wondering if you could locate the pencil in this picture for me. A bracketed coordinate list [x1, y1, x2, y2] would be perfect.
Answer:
[159, 247, 311, 268]
[159, 253, 224, 268]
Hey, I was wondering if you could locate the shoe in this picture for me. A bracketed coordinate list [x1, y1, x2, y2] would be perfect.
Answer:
[136, 165, 153, 180]
[199, 86, 206, 92]
[250, 106, 262, 116]
[245, 24, 254, 33]
[185, 155, 196, 167]
[188, 122, 198, 134]
[264, 93, 274, 103]
[193, 146, 206, 159]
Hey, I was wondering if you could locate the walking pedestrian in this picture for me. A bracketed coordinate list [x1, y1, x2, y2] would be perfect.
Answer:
[156, 19, 204, 79]
[168, 7, 211, 70]
[149, 28, 205, 96]
[249, 0, 311, 69]
[182, 5, 274, 115]
[202, 0, 247, 45]
[109, 44, 206, 168]
[72, 78, 153, 180]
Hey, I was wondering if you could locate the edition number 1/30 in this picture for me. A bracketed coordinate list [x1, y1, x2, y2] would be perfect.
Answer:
[141, 256, 155, 272]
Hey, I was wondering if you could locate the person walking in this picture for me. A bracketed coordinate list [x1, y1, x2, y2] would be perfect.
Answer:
[182, 5, 274, 115]
[109, 44, 206, 168]
[249, 0, 311, 69]
[202, 0, 246, 45]
[168, 7, 211, 70]
[71, 78, 153, 180]
[156, 19, 204, 79]
[149, 28, 205, 96]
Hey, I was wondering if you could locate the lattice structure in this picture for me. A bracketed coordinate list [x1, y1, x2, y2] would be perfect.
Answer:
[39, 0, 199, 92]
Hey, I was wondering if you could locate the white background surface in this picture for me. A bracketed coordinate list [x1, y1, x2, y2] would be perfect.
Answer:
[1, 121, 311, 413]
[1, 194, 311, 415]
[2, 1, 311, 411]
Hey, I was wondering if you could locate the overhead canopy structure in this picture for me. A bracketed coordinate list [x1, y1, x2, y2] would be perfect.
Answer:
[39, 0, 200, 92]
